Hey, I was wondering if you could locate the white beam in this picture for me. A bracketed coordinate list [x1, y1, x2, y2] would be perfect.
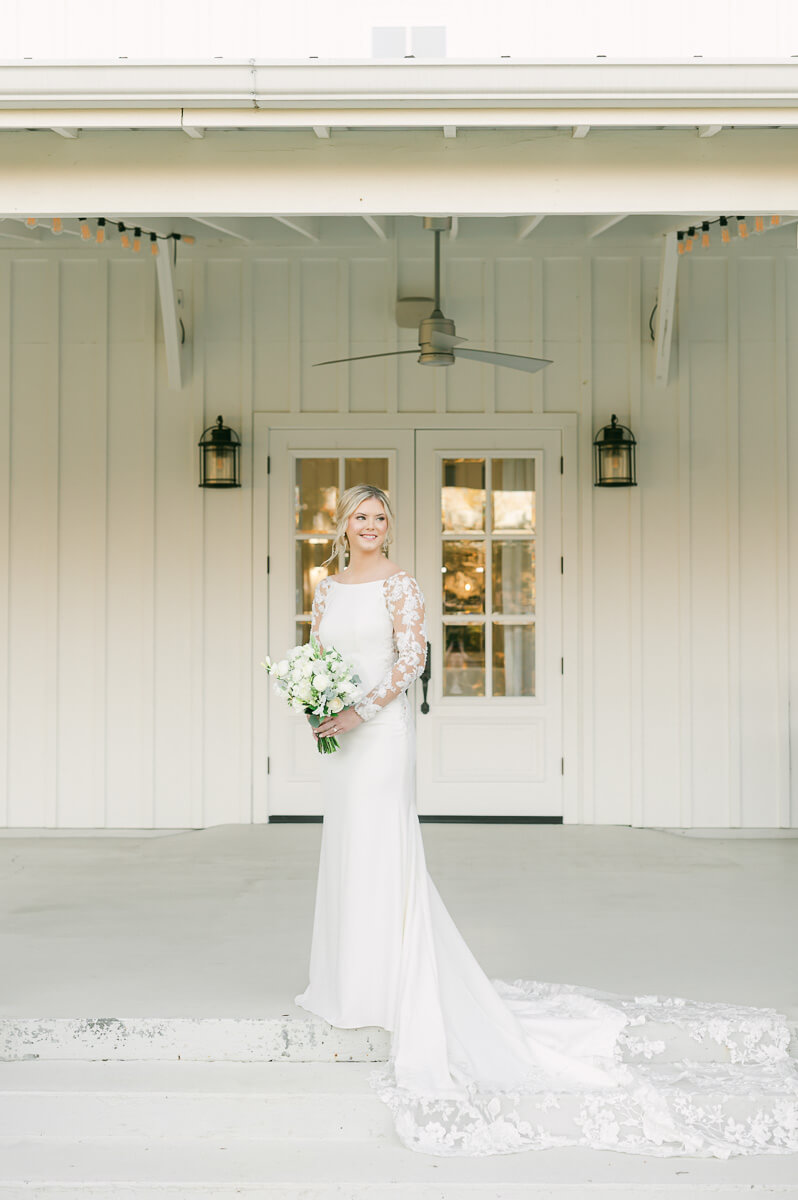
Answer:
[187, 215, 252, 242]
[517, 214, 546, 239]
[698, 124, 722, 138]
[572, 125, 590, 138]
[270, 215, 320, 241]
[154, 239, 184, 391]
[312, 125, 330, 138]
[587, 213, 629, 238]
[182, 125, 205, 139]
[6, 130, 798, 215]
[655, 231, 678, 387]
[443, 125, 457, 138]
[0, 219, 46, 243]
[361, 215, 392, 239]
[51, 126, 79, 138]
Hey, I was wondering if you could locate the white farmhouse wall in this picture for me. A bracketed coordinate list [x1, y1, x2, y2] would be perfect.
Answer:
[0, 236, 795, 828]
[4, 0, 798, 60]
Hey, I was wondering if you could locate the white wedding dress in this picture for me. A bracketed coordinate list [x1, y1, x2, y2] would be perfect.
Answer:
[294, 570, 798, 1158]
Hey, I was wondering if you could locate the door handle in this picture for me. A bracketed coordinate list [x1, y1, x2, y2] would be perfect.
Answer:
[420, 640, 431, 714]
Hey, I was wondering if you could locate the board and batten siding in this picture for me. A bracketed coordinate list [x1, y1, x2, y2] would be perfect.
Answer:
[0, 241, 795, 828]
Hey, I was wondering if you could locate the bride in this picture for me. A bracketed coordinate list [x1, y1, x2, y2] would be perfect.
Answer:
[293, 483, 798, 1158]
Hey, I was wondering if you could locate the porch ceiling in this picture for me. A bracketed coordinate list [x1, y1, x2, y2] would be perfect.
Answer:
[1, 212, 797, 250]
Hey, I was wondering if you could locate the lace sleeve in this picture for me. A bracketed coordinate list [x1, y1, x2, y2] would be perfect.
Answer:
[353, 572, 428, 722]
[310, 576, 331, 651]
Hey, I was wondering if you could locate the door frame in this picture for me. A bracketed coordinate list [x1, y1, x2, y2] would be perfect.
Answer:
[252, 412, 578, 823]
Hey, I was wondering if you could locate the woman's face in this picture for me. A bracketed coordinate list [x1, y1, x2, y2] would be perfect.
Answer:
[345, 496, 388, 556]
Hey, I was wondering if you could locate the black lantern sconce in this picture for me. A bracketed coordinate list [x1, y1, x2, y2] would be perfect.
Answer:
[593, 414, 637, 487]
[198, 415, 241, 488]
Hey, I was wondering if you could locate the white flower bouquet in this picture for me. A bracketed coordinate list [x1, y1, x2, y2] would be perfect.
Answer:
[261, 634, 363, 754]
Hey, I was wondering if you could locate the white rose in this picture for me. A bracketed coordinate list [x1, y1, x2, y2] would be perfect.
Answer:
[312, 672, 332, 691]
[298, 659, 314, 678]
[291, 697, 306, 712]
[329, 697, 344, 713]
[297, 681, 314, 703]
[274, 659, 290, 677]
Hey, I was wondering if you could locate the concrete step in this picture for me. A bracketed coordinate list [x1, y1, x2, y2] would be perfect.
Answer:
[2, 1011, 795, 1065]
[0, 1135, 797, 1198]
[0, 1061, 395, 1141]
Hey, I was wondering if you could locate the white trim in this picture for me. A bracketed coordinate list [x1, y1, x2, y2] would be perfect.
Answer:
[4, 60, 798, 111]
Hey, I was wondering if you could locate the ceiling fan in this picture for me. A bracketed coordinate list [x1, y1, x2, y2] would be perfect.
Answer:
[313, 216, 553, 375]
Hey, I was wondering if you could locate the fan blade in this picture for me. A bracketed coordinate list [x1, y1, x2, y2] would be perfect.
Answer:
[453, 347, 552, 374]
[313, 350, 419, 366]
[427, 329, 468, 350]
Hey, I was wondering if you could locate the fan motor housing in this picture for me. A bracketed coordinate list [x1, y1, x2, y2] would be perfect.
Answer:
[418, 314, 456, 366]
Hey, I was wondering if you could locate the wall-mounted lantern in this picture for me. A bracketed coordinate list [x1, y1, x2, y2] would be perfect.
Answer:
[593, 414, 637, 487]
[198, 415, 241, 488]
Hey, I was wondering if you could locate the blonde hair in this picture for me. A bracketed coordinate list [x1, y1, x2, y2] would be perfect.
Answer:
[321, 484, 395, 567]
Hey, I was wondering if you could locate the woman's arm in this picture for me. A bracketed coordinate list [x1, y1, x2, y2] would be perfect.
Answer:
[353, 572, 428, 722]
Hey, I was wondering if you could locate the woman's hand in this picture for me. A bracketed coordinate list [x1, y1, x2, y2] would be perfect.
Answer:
[312, 706, 364, 740]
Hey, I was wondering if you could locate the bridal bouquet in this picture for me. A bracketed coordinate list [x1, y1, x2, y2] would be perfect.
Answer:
[261, 635, 363, 754]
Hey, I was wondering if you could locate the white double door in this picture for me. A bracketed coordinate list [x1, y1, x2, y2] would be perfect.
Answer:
[267, 427, 563, 818]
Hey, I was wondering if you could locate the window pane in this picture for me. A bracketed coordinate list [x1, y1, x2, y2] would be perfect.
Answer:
[441, 458, 485, 532]
[296, 620, 311, 647]
[344, 457, 389, 493]
[296, 539, 334, 612]
[492, 541, 535, 615]
[443, 624, 485, 696]
[295, 458, 338, 533]
[442, 540, 485, 613]
[492, 458, 535, 532]
[492, 623, 535, 696]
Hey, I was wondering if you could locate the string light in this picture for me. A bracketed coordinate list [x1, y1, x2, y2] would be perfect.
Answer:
[20, 216, 196, 254]
[674, 213, 784, 250]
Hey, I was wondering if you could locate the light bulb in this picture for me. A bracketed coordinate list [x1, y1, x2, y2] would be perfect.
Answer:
[677, 231, 685, 255]
[133, 227, 142, 252]
[720, 216, 730, 244]
[79, 218, 91, 240]
[755, 215, 764, 233]
[701, 221, 710, 248]
[26, 217, 36, 228]
[150, 232, 159, 256]
[736, 216, 748, 239]
[52, 217, 62, 234]
[771, 215, 781, 226]
[182, 235, 195, 245]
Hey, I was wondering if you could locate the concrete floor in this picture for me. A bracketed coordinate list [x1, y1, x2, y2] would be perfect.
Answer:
[0, 822, 796, 1023]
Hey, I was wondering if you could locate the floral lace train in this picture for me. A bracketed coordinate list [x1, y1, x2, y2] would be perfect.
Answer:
[369, 979, 798, 1158]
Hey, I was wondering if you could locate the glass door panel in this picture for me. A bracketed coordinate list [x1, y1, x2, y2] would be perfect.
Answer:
[440, 456, 536, 699]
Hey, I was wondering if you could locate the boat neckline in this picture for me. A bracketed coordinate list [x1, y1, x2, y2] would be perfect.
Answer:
[327, 571, 407, 587]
